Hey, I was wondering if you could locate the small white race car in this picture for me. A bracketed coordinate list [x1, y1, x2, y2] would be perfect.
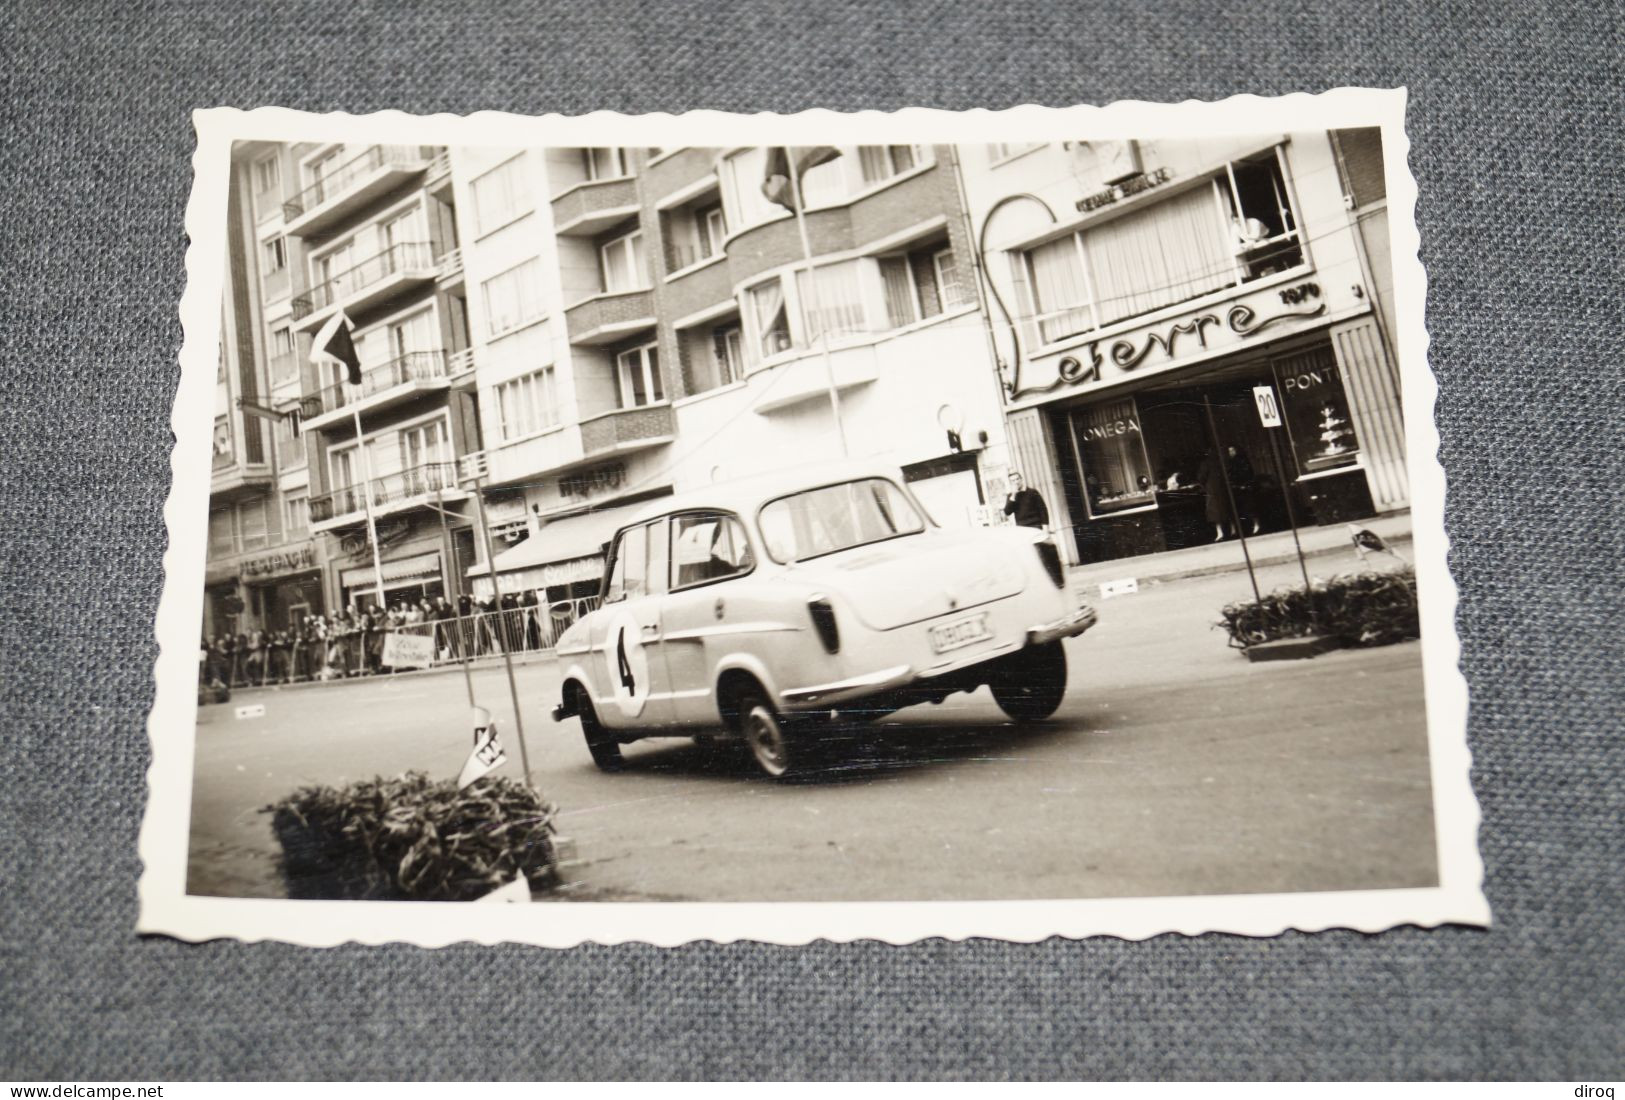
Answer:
[551, 461, 1098, 779]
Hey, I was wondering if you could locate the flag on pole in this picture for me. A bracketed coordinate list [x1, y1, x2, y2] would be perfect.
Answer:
[762, 146, 842, 211]
[457, 706, 508, 788]
[310, 309, 362, 386]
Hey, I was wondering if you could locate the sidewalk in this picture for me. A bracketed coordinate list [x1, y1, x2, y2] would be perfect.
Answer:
[1065, 512, 1413, 595]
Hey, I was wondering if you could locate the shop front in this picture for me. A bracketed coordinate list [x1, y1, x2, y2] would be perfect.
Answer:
[329, 514, 464, 612]
[202, 541, 327, 637]
[1004, 275, 1409, 566]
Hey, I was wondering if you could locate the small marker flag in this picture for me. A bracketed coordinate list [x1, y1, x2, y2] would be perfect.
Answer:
[474, 875, 532, 903]
[457, 706, 508, 788]
[309, 309, 362, 386]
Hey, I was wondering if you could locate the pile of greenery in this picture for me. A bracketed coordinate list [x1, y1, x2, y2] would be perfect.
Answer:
[1217, 567, 1420, 650]
[264, 772, 560, 901]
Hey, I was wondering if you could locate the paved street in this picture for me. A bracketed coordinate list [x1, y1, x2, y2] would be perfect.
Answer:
[186, 545, 1436, 903]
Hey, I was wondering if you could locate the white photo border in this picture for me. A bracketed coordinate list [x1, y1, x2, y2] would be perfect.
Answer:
[140, 88, 1488, 946]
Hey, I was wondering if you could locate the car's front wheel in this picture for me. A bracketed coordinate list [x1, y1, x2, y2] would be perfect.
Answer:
[990, 640, 1068, 723]
[577, 689, 625, 772]
[736, 689, 804, 781]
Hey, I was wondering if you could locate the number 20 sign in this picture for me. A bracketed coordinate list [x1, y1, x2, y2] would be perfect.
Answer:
[1253, 384, 1283, 428]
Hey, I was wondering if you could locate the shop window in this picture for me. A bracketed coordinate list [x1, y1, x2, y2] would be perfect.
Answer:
[672, 513, 755, 588]
[1274, 351, 1361, 475]
[1070, 398, 1156, 516]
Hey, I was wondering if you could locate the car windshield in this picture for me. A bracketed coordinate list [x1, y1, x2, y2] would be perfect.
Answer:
[758, 478, 926, 563]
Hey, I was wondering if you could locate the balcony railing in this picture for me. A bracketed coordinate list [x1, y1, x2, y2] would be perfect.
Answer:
[291, 241, 435, 320]
[283, 146, 427, 221]
[310, 461, 461, 523]
[436, 246, 464, 281]
[448, 348, 476, 375]
[579, 403, 675, 455]
[309, 350, 448, 416]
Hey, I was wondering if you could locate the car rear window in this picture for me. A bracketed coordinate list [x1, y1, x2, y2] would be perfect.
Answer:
[758, 478, 925, 563]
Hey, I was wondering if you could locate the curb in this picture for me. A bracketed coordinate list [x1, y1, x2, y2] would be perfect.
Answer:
[1069, 534, 1416, 593]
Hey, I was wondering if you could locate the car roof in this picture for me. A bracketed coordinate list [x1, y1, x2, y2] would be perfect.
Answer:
[621, 457, 910, 529]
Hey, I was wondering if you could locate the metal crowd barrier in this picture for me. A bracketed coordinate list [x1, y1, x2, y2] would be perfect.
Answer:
[207, 598, 603, 687]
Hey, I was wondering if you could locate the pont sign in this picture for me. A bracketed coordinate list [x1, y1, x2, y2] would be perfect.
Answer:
[1253, 384, 1283, 428]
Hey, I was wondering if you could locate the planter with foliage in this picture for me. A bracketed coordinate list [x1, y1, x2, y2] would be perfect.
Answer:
[264, 772, 560, 901]
[1217, 567, 1420, 652]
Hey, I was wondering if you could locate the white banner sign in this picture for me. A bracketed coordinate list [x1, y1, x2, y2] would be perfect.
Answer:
[382, 631, 435, 669]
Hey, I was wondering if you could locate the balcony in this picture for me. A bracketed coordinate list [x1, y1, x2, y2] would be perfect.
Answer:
[751, 341, 880, 414]
[435, 245, 464, 286]
[210, 459, 274, 502]
[310, 461, 467, 529]
[564, 288, 657, 346]
[551, 176, 640, 237]
[282, 146, 432, 237]
[290, 241, 439, 331]
[300, 350, 452, 431]
[579, 403, 675, 457]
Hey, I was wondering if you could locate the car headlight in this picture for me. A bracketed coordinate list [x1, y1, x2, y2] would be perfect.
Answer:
[807, 595, 840, 654]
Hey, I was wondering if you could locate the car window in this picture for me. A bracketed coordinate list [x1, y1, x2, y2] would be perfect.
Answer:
[603, 522, 649, 602]
[645, 517, 670, 596]
[758, 478, 925, 562]
[672, 512, 755, 588]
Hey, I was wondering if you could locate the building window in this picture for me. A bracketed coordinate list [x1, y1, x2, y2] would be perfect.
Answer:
[662, 195, 728, 272]
[1070, 398, 1156, 516]
[305, 149, 342, 199]
[1274, 348, 1361, 475]
[398, 419, 450, 473]
[880, 240, 970, 328]
[253, 155, 280, 196]
[284, 493, 310, 536]
[857, 145, 922, 184]
[1017, 151, 1304, 344]
[583, 148, 628, 181]
[493, 368, 559, 442]
[212, 416, 233, 468]
[471, 156, 532, 235]
[261, 236, 287, 275]
[795, 260, 868, 344]
[747, 278, 792, 359]
[238, 499, 269, 551]
[712, 324, 743, 387]
[481, 258, 543, 337]
[274, 409, 305, 469]
[209, 508, 236, 557]
[599, 228, 647, 293]
[990, 143, 1043, 163]
[615, 342, 664, 408]
[720, 148, 782, 232]
[269, 325, 297, 386]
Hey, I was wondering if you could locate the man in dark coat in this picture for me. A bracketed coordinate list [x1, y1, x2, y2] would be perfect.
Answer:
[1002, 471, 1050, 529]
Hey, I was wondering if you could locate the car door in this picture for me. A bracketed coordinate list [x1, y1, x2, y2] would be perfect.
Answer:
[592, 518, 675, 729]
[660, 511, 758, 726]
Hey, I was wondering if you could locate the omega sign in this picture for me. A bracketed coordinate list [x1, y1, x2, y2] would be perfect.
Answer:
[1043, 282, 1329, 393]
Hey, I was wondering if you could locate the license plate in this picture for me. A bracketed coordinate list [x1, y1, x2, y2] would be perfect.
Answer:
[928, 612, 992, 654]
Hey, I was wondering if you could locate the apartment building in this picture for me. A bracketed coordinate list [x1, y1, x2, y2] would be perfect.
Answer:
[459, 144, 1012, 603]
[957, 132, 1405, 565]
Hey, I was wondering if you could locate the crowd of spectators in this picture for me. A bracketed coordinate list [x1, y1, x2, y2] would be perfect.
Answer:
[198, 589, 570, 689]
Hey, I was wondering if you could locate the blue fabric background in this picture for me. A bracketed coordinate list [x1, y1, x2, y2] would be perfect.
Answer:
[2, 0, 1621, 1080]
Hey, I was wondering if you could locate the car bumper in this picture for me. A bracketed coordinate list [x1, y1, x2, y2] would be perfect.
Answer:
[780, 603, 1099, 708]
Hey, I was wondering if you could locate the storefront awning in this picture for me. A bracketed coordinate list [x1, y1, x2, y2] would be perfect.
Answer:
[340, 551, 442, 589]
[466, 501, 646, 580]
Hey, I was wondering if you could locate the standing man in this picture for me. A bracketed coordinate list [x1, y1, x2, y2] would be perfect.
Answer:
[1002, 471, 1050, 530]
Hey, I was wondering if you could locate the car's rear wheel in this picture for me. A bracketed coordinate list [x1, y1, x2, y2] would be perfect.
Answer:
[577, 689, 625, 772]
[990, 640, 1068, 723]
[736, 689, 803, 780]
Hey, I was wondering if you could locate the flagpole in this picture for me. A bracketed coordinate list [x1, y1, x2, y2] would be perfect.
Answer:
[352, 403, 388, 614]
[787, 156, 849, 458]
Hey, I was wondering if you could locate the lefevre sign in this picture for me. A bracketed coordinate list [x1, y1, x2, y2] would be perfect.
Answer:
[1012, 279, 1332, 402]
[239, 543, 318, 580]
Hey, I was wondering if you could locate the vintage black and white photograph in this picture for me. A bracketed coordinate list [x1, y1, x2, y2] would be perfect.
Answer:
[140, 91, 1485, 945]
